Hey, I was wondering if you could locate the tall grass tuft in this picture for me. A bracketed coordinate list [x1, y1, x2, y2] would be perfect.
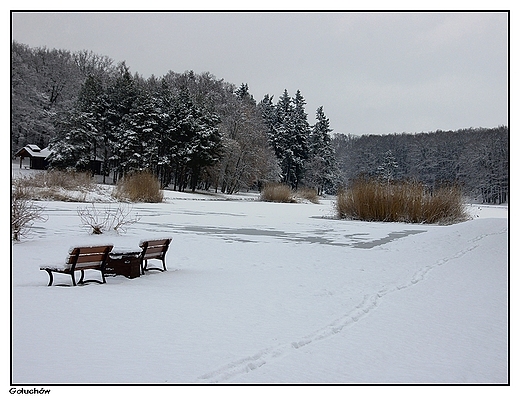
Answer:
[336, 179, 468, 224]
[296, 187, 320, 204]
[15, 169, 94, 190]
[12, 170, 95, 201]
[260, 184, 321, 204]
[260, 183, 296, 203]
[113, 171, 164, 203]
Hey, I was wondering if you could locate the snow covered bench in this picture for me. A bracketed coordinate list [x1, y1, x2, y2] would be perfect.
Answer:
[139, 238, 172, 274]
[40, 245, 113, 286]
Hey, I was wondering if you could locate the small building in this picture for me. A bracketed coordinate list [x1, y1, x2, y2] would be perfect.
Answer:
[15, 145, 52, 170]
[15, 144, 104, 175]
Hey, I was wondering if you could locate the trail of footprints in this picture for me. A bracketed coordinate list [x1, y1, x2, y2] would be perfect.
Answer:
[197, 228, 507, 383]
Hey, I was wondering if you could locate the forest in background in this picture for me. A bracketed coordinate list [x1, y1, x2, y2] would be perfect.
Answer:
[11, 42, 508, 203]
[334, 127, 508, 204]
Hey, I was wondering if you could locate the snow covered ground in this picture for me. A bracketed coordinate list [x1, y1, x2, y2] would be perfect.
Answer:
[10, 168, 509, 388]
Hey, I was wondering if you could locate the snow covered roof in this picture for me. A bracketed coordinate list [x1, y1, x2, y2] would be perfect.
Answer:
[15, 145, 52, 158]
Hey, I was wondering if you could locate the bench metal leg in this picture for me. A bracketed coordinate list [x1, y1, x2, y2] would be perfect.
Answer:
[43, 269, 106, 286]
[45, 269, 54, 286]
[78, 270, 106, 285]
[142, 259, 167, 273]
[44, 270, 75, 286]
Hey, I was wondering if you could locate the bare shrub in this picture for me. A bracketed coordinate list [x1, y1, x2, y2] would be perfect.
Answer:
[336, 179, 468, 224]
[260, 183, 296, 203]
[113, 171, 163, 203]
[77, 203, 141, 234]
[11, 183, 47, 240]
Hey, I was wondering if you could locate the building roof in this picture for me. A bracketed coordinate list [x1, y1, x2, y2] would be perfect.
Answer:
[15, 145, 52, 159]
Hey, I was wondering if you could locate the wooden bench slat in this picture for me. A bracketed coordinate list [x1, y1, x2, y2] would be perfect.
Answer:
[140, 239, 170, 248]
[73, 262, 104, 270]
[69, 246, 112, 255]
[143, 246, 166, 255]
[75, 253, 108, 264]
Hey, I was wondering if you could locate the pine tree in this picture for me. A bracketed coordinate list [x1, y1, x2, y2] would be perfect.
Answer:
[48, 74, 106, 171]
[290, 90, 310, 189]
[77, 74, 110, 179]
[48, 108, 94, 170]
[273, 90, 293, 186]
[166, 88, 222, 191]
[259, 94, 279, 156]
[126, 90, 162, 173]
[376, 149, 399, 183]
[306, 106, 338, 194]
[271, 90, 311, 189]
[235, 83, 256, 105]
[105, 62, 139, 183]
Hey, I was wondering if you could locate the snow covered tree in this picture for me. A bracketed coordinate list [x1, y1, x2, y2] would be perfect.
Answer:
[11, 42, 84, 155]
[305, 106, 338, 194]
[48, 108, 95, 170]
[260, 89, 315, 189]
[265, 89, 310, 189]
[124, 90, 162, 173]
[235, 83, 256, 106]
[48, 73, 107, 171]
[163, 88, 222, 191]
[214, 84, 279, 193]
[259, 94, 279, 156]
[462, 126, 508, 203]
[105, 62, 139, 183]
[376, 149, 399, 183]
[289, 90, 311, 189]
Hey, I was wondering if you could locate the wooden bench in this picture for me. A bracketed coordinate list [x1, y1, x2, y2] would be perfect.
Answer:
[139, 238, 172, 274]
[40, 245, 113, 286]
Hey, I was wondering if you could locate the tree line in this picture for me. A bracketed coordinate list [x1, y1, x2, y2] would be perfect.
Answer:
[332, 126, 509, 204]
[12, 41, 508, 202]
[11, 41, 338, 194]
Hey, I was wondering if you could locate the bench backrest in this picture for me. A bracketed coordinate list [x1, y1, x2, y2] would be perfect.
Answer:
[139, 238, 171, 260]
[66, 245, 113, 270]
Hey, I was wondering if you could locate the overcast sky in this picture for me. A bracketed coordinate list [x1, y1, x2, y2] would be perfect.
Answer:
[11, 11, 508, 136]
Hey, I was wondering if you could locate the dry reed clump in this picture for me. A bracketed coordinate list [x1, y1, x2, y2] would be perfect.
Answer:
[295, 187, 320, 204]
[260, 183, 296, 203]
[13, 170, 95, 201]
[335, 179, 468, 224]
[113, 171, 164, 203]
[19, 169, 94, 190]
[260, 184, 321, 204]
